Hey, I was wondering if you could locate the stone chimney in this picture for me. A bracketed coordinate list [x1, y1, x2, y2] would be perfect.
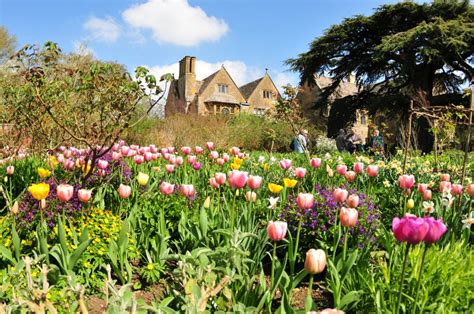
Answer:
[178, 56, 196, 103]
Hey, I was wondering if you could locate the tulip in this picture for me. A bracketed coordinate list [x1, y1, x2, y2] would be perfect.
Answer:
[392, 214, 429, 244]
[57, 154, 65, 163]
[97, 160, 108, 170]
[336, 164, 347, 175]
[267, 221, 287, 241]
[439, 181, 451, 193]
[209, 177, 220, 188]
[423, 217, 447, 244]
[160, 181, 175, 195]
[6, 165, 14, 175]
[130, 145, 139, 150]
[326, 165, 334, 177]
[245, 191, 257, 203]
[294, 167, 307, 178]
[406, 198, 415, 209]
[214, 172, 227, 185]
[279, 159, 292, 170]
[176, 156, 184, 165]
[187, 155, 197, 164]
[165, 164, 175, 173]
[181, 146, 191, 155]
[269, 183, 283, 194]
[231, 147, 240, 155]
[467, 184, 474, 197]
[440, 173, 450, 182]
[163, 152, 171, 160]
[121, 146, 130, 156]
[57, 184, 74, 202]
[345, 171, 356, 182]
[194, 146, 203, 154]
[346, 194, 359, 208]
[422, 190, 432, 201]
[304, 249, 326, 274]
[118, 184, 132, 199]
[340, 207, 358, 227]
[366, 165, 379, 177]
[209, 151, 219, 159]
[206, 142, 214, 150]
[297, 193, 314, 210]
[112, 152, 121, 161]
[137, 172, 149, 186]
[399, 174, 415, 189]
[128, 149, 137, 157]
[353, 162, 364, 174]
[228, 170, 248, 189]
[167, 147, 175, 154]
[417, 183, 429, 193]
[161, 148, 169, 155]
[192, 162, 202, 170]
[28, 183, 50, 201]
[38, 167, 51, 178]
[222, 153, 230, 162]
[217, 158, 225, 166]
[310, 158, 322, 169]
[248, 175, 263, 190]
[333, 188, 348, 202]
[134, 155, 144, 165]
[283, 178, 298, 188]
[144, 152, 153, 162]
[180, 184, 196, 198]
[149, 145, 158, 153]
[64, 159, 75, 170]
[10, 201, 19, 215]
[451, 184, 462, 195]
[78, 189, 92, 203]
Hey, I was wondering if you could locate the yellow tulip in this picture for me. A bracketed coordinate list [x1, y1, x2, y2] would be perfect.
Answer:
[230, 162, 241, 170]
[28, 183, 50, 200]
[37, 167, 51, 178]
[233, 157, 243, 165]
[263, 163, 270, 171]
[268, 183, 283, 194]
[406, 199, 415, 209]
[283, 178, 298, 188]
[137, 172, 149, 186]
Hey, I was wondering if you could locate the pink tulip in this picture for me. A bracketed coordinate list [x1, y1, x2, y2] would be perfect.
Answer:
[6, 165, 14, 175]
[187, 155, 197, 164]
[134, 155, 144, 165]
[160, 181, 175, 195]
[181, 146, 191, 155]
[340, 207, 358, 227]
[346, 194, 359, 208]
[451, 184, 463, 195]
[467, 184, 474, 197]
[392, 214, 429, 244]
[112, 144, 120, 152]
[166, 164, 175, 173]
[345, 171, 356, 182]
[118, 140, 126, 146]
[294, 167, 307, 178]
[367, 165, 379, 177]
[180, 184, 195, 198]
[279, 159, 292, 170]
[333, 188, 349, 202]
[245, 191, 257, 203]
[248, 175, 263, 190]
[192, 162, 202, 170]
[417, 183, 429, 193]
[57, 154, 65, 163]
[422, 190, 432, 201]
[64, 150, 72, 158]
[439, 181, 451, 193]
[222, 153, 230, 162]
[112, 152, 121, 161]
[231, 147, 240, 156]
[423, 217, 447, 244]
[161, 148, 169, 155]
[304, 249, 327, 274]
[163, 152, 171, 160]
[130, 145, 139, 150]
[267, 221, 288, 241]
[64, 159, 75, 170]
[217, 158, 225, 166]
[169, 155, 176, 164]
[440, 173, 450, 182]
[57, 184, 74, 202]
[310, 158, 322, 169]
[297, 193, 314, 210]
[209, 177, 220, 189]
[353, 162, 364, 174]
[167, 147, 175, 154]
[194, 146, 203, 154]
[399, 174, 415, 190]
[149, 145, 158, 153]
[176, 156, 184, 165]
[138, 147, 147, 155]
[97, 160, 108, 170]
[152, 153, 160, 160]
[214, 173, 227, 185]
[77, 189, 92, 203]
[336, 164, 347, 175]
[144, 152, 153, 162]
[121, 146, 130, 156]
[206, 142, 214, 150]
[228, 170, 248, 189]
[127, 149, 137, 157]
[209, 151, 219, 159]
[118, 184, 132, 199]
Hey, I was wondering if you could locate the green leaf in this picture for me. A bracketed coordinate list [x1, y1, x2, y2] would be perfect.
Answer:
[68, 240, 90, 271]
[199, 206, 208, 239]
[57, 216, 68, 254]
[12, 224, 21, 261]
[0, 244, 15, 264]
[339, 290, 363, 309]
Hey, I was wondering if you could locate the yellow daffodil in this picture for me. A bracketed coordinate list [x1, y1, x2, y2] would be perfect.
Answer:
[28, 183, 50, 200]
[268, 183, 283, 194]
[137, 172, 149, 186]
[231, 162, 241, 170]
[37, 167, 51, 178]
[233, 157, 243, 165]
[283, 178, 298, 188]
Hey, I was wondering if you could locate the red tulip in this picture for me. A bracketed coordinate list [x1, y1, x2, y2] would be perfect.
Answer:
[160, 181, 174, 195]
[333, 188, 348, 202]
[417, 183, 429, 193]
[304, 249, 326, 274]
[439, 181, 451, 193]
[422, 189, 432, 201]
[209, 177, 220, 189]
[206, 142, 214, 150]
[214, 172, 227, 185]
[353, 162, 364, 174]
[310, 158, 322, 169]
[399, 174, 415, 190]
[78, 189, 92, 203]
[340, 207, 358, 227]
[294, 167, 307, 178]
[297, 193, 314, 210]
[346, 194, 359, 208]
[451, 184, 463, 195]
[6, 165, 14, 175]
[366, 165, 379, 177]
[279, 159, 292, 170]
[248, 175, 263, 190]
[267, 221, 287, 241]
[467, 184, 474, 196]
[180, 184, 196, 198]
[345, 171, 356, 182]
[440, 173, 450, 182]
[57, 184, 74, 202]
[336, 164, 347, 175]
[392, 214, 429, 244]
[228, 170, 248, 189]
[118, 184, 132, 199]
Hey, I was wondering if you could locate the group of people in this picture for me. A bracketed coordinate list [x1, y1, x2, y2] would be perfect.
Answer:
[336, 128, 385, 158]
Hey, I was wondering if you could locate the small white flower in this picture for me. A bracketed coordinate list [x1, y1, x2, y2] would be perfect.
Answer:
[268, 197, 279, 209]
[270, 156, 277, 163]
[422, 201, 435, 213]
[383, 180, 391, 187]
[324, 153, 332, 160]
[461, 211, 474, 229]
[258, 155, 266, 163]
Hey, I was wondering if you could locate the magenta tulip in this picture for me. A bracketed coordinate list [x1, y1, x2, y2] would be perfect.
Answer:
[333, 188, 348, 202]
[345, 171, 356, 182]
[366, 165, 379, 177]
[423, 217, 447, 244]
[297, 193, 314, 210]
[77, 189, 92, 203]
[192, 162, 202, 170]
[336, 164, 347, 175]
[279, 159, 292, 170]
[118, 184, 132, 199]
[346, 194, 359, 208]
[248, 175, 263, 190]
[392, 214, 429, 244]
[267, 221, 288, 241]
[57, 184, 74, 202]
[353, 162, 364, 174]
[310, 158, 322, 169]
[340, 207, 358, 227]
[399, 174, 415, 190]
[294, 167, 307, 178]
[160, 181, 175, 195]
[180, 184, 196, 198]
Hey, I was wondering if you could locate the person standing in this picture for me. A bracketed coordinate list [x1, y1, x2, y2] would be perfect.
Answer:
[369, 129, 385, 158]
[293, 129, 309, 153]
[336, 129, 347, 152]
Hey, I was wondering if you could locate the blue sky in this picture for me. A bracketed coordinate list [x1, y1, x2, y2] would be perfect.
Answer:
[1, 0, 400, 88]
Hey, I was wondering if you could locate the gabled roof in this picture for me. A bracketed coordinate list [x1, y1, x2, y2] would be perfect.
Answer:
[197, 66, 246, 104]
[197, 70, 220, 94]
[239, 77, 263, 100]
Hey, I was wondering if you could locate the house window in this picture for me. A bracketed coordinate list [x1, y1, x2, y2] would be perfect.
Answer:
[218, 84, 228, 93]
[263, 90, 273, 99]
[253, 108, 266, 116]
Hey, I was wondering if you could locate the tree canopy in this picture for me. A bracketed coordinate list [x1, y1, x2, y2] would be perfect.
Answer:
[287, 0, 473, 149]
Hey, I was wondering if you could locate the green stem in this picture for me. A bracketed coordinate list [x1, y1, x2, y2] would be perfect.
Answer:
[343, 227, 348, 261]
[395, 244, 410, 314]
[413, 245, 429, 314]
[231, 189, 237, 231]
[268, 241, 277, 313]
[291, 215, 303, 276]
[305, 274, 314, 312]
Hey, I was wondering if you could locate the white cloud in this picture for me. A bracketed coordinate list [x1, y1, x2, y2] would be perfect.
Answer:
[122, 0, 229, 46]
[83, 16, 121, 43]
[272, 72, 299, 92]
[72, 41, 96, 57]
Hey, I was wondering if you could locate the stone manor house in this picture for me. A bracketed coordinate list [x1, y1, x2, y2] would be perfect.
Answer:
[165, 56, 280, 116]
